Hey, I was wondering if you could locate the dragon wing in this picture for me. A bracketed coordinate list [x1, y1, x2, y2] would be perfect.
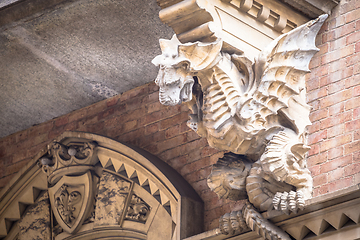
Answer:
[253, 14, 327, 136]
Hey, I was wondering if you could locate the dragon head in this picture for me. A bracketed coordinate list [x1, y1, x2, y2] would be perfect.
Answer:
[152, 35, 222, 106]
[152, 52, 194, 106]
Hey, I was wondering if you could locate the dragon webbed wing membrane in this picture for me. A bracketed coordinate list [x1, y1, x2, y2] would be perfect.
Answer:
[253, 14, 328, 136]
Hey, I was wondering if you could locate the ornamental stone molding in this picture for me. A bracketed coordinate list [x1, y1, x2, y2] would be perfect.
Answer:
[0, 132, 203, 240]
[155, 0, 338, 61]
[153, 5, 330, 238]
[183, 185, 360, 240]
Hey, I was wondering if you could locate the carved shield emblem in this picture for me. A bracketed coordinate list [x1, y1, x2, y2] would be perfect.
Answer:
[49, 171, 93, 234]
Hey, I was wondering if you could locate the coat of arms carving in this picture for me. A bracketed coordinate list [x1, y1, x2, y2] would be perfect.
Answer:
[48, 171, 93, 234]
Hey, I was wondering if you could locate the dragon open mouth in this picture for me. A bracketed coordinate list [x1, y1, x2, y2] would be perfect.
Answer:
[180, 81, 193, 103]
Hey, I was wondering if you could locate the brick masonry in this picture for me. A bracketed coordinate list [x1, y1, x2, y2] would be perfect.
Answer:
[0, 0, 359, 232]
[306, 0, 360, 198]
[0, 81, 237, 230]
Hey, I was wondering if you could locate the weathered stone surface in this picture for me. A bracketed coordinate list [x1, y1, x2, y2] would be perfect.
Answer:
[94, 171, 131, 226]
[147, 203, 174, 239]
[277, 0, 339, 18]
[18, 192, 51, 240]
[0, 0, 68, 27]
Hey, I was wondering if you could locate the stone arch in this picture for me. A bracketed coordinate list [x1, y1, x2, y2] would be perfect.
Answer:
[0, 132, 203, 240]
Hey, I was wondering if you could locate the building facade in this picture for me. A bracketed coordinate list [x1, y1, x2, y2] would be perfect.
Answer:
[0, 0, 359, 239]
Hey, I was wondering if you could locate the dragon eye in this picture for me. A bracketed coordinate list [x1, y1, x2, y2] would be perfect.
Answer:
[181, 63, 189, 70]
[174, 61, 189, 70]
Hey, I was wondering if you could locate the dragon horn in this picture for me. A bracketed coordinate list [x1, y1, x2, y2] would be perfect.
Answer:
[178, 38, 223, 71]
[159, 34, 181, 53]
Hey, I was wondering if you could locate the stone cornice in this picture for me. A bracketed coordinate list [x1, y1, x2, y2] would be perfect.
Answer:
[277, 0, 340, 18]
[185, 185, 360, 240]
[156, 0, 340, 19]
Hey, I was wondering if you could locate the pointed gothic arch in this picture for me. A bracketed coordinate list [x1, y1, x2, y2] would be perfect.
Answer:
[0, 132, 203, 240]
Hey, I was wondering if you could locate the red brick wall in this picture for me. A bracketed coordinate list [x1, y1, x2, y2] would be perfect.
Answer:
[0, 82, 241, 230]
[306, 0, 360, 197]
[0, 1, 359, 232]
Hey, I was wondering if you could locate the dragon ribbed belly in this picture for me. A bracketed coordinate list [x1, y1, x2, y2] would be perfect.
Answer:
[201, 75, 266, 155]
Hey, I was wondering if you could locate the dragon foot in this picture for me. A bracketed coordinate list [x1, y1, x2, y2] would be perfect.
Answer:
[219, 203, 291, 240]
[273, 190, 305, 214]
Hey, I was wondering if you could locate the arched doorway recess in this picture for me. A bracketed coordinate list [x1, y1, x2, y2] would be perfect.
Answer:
[0, 132, 203, 240]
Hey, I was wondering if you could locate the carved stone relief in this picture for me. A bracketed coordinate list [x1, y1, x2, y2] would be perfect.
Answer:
[41, 141, 98, 184]
[48, 172, 93, 234]
[17, 192, 51, 240]
[38, 139, 177, 238]
[0, 132, 204, 240]
[153, 13, 327, 239]
[94, 171, 132, 226]
[125, 194, 151, 223]
[54, 185, 82, 226]
[40, 141, 158, 236]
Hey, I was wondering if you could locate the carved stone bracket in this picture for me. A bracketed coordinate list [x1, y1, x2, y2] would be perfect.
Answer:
[153, 8, 327, 239]
[156, 0, 318, 60]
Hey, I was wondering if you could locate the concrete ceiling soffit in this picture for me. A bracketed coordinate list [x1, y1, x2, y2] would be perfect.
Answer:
[0, 132, 203, 240]
[155, 0, 338, 60]
[0, 0, 68, 27]
[0, 0, 174, 139]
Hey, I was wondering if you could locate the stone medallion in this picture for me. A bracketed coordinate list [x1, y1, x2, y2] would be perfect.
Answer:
[48, 171, 93, 234]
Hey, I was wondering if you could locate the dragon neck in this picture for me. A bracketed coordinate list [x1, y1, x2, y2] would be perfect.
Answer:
[199, 65, 240, 133]
[199, 54, 244, 119]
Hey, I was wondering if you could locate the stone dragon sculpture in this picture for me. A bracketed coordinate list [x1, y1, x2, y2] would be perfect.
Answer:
[152, 15, 327, 239]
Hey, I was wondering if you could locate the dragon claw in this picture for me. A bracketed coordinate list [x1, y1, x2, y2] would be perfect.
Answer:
[219, 210, 247, 235]
[273, 190, 305, 214]
[219, 203, 291, 239]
